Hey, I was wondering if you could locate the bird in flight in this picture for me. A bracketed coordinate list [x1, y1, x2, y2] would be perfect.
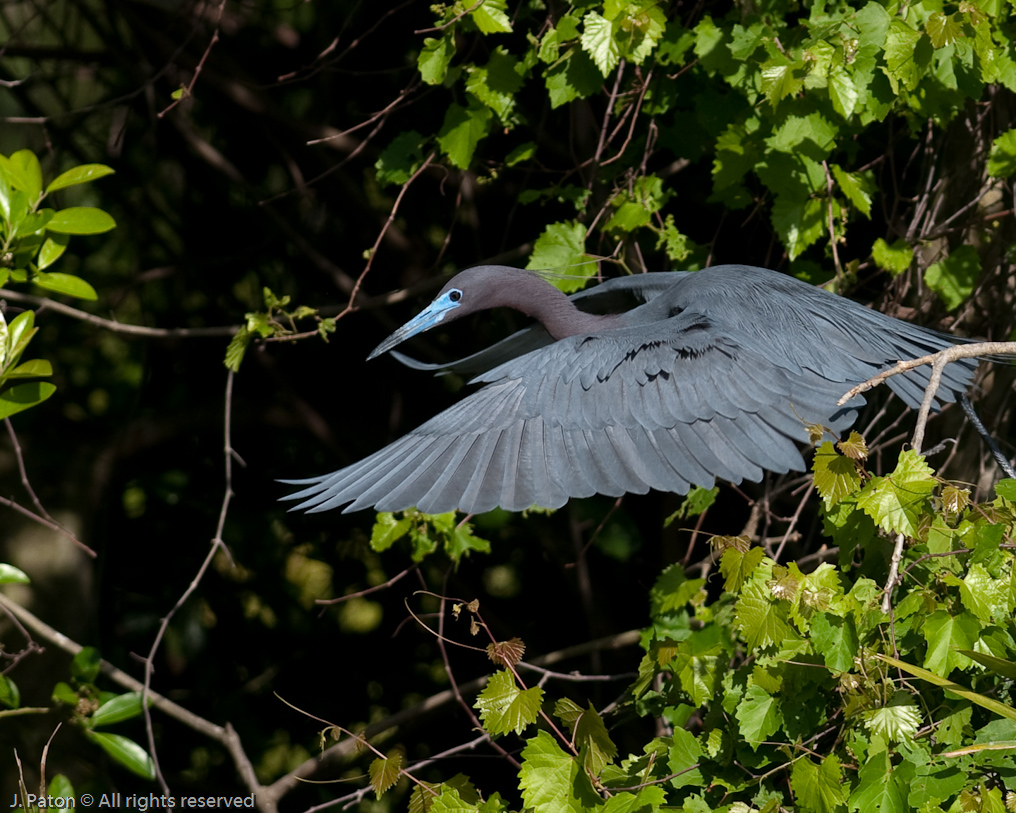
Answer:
[282, 265, 976, 515]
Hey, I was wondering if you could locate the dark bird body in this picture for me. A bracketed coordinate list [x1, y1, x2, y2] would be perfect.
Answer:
[282, 265, 976, 515]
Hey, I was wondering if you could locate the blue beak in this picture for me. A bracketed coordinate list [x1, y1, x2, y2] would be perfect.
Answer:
[368, 289, 462, 360]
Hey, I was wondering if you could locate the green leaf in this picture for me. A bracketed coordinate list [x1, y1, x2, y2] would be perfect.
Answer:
[419, 36, 455, 85]
[760, 57, 803, 107]
[8, 149, 43, 201]
[46, 207, 116, 234]
[37, 233, 70, 271]
[525, 221, 594, 286]
[466, 47, 524, 123]
[872, 238, 914, 276]
[857, 450, 936, 538]
[813, 442, 862, 510]
[884, 18, 926, 92]
[8, 359, 53, 378]
[90, 692, 149, 727]
[616, 2, 666, 65]
[650, 563, 705, 615]
[437, 101, 492, 169]
[11, 209, 54, 239]
[72, 646, 102, 682]
[573, 703, 618, 776]
[431, 782, 482, 813]
[45, 163, 115, 194]
[987, 129, 1016, 178]
[5, 310, 38, 365]
[32, 271, 98, 300]
[926, 12, 965, 49]
[791, 754, 847, 813]
[924, 245, 980, 310]
[771, 195, 826, 260]
[443, 521, 491, 562]
[581, 12, 620, 76]
[605, 174, 671, 232]
[0, 563, 30, 584]
[0, 675, 20, 709]
[475, 670, 543, 736]
[848, 752, 907, 813]
[670, 625, 726, 706]
[735, 682, 782, 747]
[544, 48, 603, 108]
[862, 692, 921, 744]
[470, 0, 511, 34]
[0, 381, 57, 419]
[52, 681, 79, 706]
[601, 788, 667, 813]
[83, 730, 156, 779]
[735, 561, 795, 650]
[369, 747, 403, 798]
[922, 610, 980, 676]
[505, 142, 536, 167]
[375, 131, 427, 186]
[831, 165, 874, 218]
[995, 479, 1016, 501]
[666, 727, 704, 790]
[810, 612, 858, 673]
[519, 730, 602, 813]
[223, 326, 253, 372]
[47, 774, 75, 802]
[828, 65, 859, 119]
[719, 545, 764, 594]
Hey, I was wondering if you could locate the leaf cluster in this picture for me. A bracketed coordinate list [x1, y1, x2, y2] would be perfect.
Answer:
[387, 446, 1016, 812]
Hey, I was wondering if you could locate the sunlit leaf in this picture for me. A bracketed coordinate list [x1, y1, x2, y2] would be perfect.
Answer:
[45, 163, 115, 194]
[581, 11, 620, 76]
[475, 669, 543, 736]
[32, 271, 98, 300]
[368, 747, 403, 798]
[36, 233, 70, 271]
[7, 359, 52, 378]
[46, 206, 117, 235]
[0, 564, 30, 584]
[0, 381, 56, 419]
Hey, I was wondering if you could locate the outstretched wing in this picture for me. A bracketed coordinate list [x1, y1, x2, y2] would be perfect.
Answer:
[281, 309, 864, 515]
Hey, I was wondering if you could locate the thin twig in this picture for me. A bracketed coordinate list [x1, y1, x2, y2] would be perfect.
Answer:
[1, 289, 238, 338]
[341, 152, 436, 317]
[158, 0, 228, 118]
[141, 369, 244, 797]
[838, 341, 1016, 406]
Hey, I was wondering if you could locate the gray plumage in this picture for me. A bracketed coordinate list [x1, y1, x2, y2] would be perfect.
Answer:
[281, 265, 977, 515]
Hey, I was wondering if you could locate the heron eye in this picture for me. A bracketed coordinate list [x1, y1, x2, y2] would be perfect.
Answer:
[449, 289, 463, 302]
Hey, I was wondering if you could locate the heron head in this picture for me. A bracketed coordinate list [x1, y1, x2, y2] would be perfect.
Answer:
[367, 267, 513, 360]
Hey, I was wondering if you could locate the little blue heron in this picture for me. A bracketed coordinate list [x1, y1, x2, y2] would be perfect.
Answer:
[282, 265, 978, 515]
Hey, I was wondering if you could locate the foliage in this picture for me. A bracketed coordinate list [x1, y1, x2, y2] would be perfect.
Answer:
[0, 150, 115, 417]
[0, 149, 115, 299]
[395, 453, 1016, 813]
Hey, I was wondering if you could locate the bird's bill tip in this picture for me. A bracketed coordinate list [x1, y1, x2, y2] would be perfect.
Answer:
[367, 292, 460, 360]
